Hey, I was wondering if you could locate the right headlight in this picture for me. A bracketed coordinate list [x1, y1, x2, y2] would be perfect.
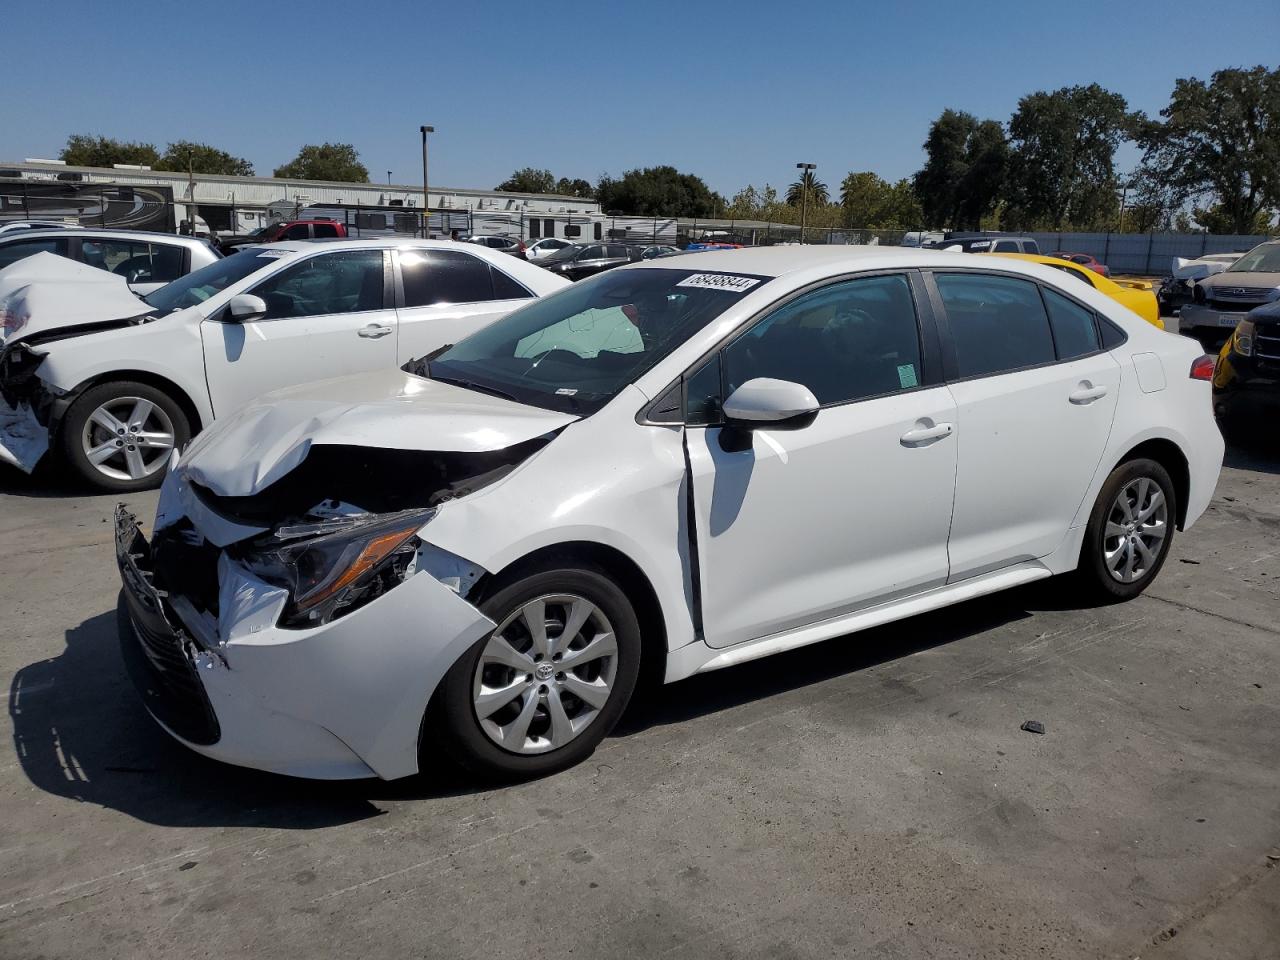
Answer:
[1233, 318, 1255, 357]
[238, 507, 435, 628]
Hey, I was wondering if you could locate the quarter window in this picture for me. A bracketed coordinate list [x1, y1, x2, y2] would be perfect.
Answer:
[1043, 287, 1099, 360]
[935, 273, 1055, 378]
[251, 250, 385, 319]
[723, 274, 924, 406]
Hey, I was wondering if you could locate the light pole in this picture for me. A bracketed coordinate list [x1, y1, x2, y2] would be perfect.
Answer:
[420, 125, 434, 236]
[387, 170, 392, 186]
[796, 162, 816, 243]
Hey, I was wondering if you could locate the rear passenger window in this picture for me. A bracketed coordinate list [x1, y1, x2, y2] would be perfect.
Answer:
[400, 249, 496, 306]
[490, 266, 531, 300]
[723, 274, 923, 406]
[149, 244, 185, 283]
[1043, 287, 1099, 360]
[282, 224, 310, 240]
[993, 240, 1018, 252]
[313, 223, 339, 238]
[935, 273, 1055, 378]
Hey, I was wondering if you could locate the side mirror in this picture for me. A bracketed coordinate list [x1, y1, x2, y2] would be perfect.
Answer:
[226, 293, 267, 323]
[722, 378, 820, 430]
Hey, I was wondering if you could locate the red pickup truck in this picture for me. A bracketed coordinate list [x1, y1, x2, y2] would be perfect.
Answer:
[218, 219, 348, 254]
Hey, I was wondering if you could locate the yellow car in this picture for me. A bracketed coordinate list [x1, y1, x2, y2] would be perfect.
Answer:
[984, 252, 1164, 329]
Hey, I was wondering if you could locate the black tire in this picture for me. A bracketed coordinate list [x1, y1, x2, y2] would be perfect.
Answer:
[428, 563, 641, 780]
[1076, 457, 1177, 602]
[60, 380, 190, 493]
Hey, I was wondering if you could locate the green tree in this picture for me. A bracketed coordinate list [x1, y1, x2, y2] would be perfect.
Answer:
[1191, 203, 1275, 234]
[496, 167, 557, 193]
[1136, 66, 1280, 235]
[912, 110, 1007, 230]
[595, 165, 722, 217]
[273, 143, 369, 182]
[840, 173, 926, 228]
[156, 140, 254, 177]
[555, 177, 595, 199]
[1004, 84, 1134, 230]
[59, 134, 160, 168]
[786, 169, 829, 207]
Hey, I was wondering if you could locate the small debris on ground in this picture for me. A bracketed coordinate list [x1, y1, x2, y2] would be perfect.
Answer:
[1179, 558, 1201, 565]
[1020, 720, 1046, 735]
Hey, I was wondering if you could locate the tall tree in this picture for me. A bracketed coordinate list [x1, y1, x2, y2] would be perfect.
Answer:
[595, 166, 722, 217]
[912, 110, 1007, 230]
[555, 177, 595, 199]
[840, 173, 925, 228]
[1137, 66, 1280, 235]
[496, 168, 557, 193]
[156, 140, 254, 177]
[786, 169, 829, 207]
[273, 143, 369, 182]
[59, 134, 160, 168]
[1004, 84, 1134, 230]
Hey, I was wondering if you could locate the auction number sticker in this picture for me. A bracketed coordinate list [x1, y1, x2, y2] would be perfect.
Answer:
[256, 250, 290, 258]
[676, 273, 762, 293]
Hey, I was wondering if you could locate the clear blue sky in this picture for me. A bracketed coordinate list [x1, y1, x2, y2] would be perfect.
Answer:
[3, 0, 1276, 196]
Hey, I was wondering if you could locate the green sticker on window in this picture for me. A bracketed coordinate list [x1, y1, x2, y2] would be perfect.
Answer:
[897, 363, 919, 389]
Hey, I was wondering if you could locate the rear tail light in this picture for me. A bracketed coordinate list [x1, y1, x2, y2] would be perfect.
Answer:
[1189, 355, 1216, 381]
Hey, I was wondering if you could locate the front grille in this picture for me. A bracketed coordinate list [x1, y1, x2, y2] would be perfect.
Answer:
[1254, 327, 1280, 361]
[115, 508, 220, 745]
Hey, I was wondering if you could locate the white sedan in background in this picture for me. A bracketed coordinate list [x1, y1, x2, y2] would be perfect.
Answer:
[116, 246, 1223, 782]
[0, 238, 566, 490]
[523, 237, 576, 260]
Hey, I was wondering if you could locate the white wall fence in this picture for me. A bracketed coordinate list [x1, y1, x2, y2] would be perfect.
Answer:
[1026, 232, 1272, 275]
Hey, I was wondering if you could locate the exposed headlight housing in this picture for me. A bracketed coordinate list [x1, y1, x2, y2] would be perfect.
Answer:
[239, 507, 435, 628]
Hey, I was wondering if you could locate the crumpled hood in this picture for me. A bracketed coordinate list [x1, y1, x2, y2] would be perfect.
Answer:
[181, 368, 578, 497]
[0, 252, 152, 344]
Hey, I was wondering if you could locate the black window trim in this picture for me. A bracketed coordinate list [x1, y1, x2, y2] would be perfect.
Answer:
[638, 268, 945, 426]
[921, 266, 1125, 386]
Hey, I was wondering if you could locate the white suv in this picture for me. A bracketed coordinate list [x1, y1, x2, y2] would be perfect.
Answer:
[0, 238, 567, 490]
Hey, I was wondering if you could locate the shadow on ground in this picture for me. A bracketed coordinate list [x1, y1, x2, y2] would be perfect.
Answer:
[9, 578, 1082, 823]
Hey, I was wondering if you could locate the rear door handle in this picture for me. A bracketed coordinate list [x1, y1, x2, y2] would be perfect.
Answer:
[1069, 384, 1108, 404]
[900, 422, 954, 446]
[357, 323, 393, 339]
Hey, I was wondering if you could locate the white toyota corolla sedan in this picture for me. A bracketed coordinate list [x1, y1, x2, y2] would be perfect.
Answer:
[115, 246, 1224, 781]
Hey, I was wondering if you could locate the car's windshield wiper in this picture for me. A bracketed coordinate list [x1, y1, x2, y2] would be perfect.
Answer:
[430, 372, 521, 403]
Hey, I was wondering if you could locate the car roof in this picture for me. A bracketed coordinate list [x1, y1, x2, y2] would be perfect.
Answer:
[0, 228, 210, 247]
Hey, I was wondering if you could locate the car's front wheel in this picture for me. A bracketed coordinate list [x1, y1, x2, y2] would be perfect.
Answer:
[60, 381, 189, 492]
[429, 563, 641, 780]
[1077, 457, 1176, 601]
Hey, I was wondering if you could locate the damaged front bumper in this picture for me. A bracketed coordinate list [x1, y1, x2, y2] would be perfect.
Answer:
[114, 504, 496, 780]
[0, 343, 56, 473]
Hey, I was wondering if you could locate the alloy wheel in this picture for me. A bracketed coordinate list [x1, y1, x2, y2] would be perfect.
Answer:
[1102, 477, 1168, 583]
[80, 396, 175, 482]
[471, 594, 619, 755]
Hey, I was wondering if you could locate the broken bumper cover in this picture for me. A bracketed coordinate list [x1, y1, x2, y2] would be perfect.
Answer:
[0, 395, 49, 473]
[114, 504, 496, 781]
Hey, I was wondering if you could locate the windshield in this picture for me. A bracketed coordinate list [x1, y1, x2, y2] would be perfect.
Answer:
[1228, 244, 1280, 273]
[142, 247, 280, 314]
[540, 244, 585, 263]
[425, 267, 772, 414]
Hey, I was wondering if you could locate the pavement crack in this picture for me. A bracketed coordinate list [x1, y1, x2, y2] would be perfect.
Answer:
[1143, 592, 1280, 637]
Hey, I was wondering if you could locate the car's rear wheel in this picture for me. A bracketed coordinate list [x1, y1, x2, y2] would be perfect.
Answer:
[60, 381, 189, 492]
[429, 563, 641, 780]
[1077, 458, 1176, 601]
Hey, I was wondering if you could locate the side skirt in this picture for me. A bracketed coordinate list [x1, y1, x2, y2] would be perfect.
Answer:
[664, 561, 1053, 682]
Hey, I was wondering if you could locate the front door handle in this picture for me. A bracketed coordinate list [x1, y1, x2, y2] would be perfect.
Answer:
[357, 323, 393, 339]
[900, 422, 954, 446]
[1069, 383, 1108, 404]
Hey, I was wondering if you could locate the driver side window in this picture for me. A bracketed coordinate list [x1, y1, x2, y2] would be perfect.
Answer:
[251, 250, 385, 320]
[721, 274, 924, 407]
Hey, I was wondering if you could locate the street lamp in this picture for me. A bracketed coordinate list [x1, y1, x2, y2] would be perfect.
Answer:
[796, 162, 816, 244]
[387, 170, 392, 186]
[420, 125, 434, 236]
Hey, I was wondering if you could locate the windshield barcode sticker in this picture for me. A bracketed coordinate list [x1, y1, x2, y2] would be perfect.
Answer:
[676, 273, 762, 293]
[256, 250, 290, 258]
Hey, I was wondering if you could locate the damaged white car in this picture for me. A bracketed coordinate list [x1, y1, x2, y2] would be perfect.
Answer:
[0, 239, 565, 490]
[116, 247, 1223, 780]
